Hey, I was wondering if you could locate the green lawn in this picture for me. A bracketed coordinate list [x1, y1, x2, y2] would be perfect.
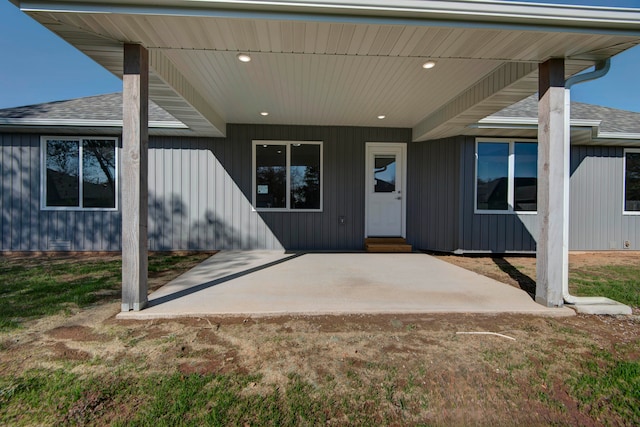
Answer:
[0, 253, 638, 426]
[0, 253, 212, 330]
[570, 265, 640, 308]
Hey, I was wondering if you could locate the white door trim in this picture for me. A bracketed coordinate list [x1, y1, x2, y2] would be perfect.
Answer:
[364, 142, 407, 238]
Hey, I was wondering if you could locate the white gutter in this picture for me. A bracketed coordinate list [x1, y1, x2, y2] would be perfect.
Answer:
[18, 0, 640, 34]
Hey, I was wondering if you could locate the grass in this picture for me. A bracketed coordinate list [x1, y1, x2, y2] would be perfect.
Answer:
[0, 369, 394, 426]
[0, 252, 212, 330]
[0, 252, 639, 425]
[570, 347, 640, 425]
[570, 265, 640, 308]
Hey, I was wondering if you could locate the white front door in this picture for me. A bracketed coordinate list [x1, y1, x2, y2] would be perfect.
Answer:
[365, 143, 407, 237]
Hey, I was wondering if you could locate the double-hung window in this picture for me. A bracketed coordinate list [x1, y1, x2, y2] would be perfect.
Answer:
[475, 139, 537, 213]
[41, 137, 118, 210]
[624, 148, 640, 214]
[253, 141, 322, 211]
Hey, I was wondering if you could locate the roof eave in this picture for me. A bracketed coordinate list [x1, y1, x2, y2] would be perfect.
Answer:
[19, 0, 640, 34]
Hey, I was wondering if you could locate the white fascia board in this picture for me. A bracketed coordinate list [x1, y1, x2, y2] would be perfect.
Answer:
[476, 116, 601, 128]
[0, 118, 188, 129]
[473, 116, 640, 142]
[596, 132, 640, 140]
[19, 1, 640, 34]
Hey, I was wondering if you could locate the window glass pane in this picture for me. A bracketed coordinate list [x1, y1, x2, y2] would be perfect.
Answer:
[374, 156, 396, 193]
[514, 142, 537, 212]
[83, 139, 116, 208]
[46, 139, 80, 207]
[290, 144, 321, 209]
[476, 142, 509, 210]
[625, 152, 640, 212]
[256, 144, 286, 208]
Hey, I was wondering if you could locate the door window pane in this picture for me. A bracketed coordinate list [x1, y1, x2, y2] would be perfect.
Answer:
[82, 139, 116, 208]
[477, 143, 508, 210]
[256, 144, 286, 208]
[290, 144, 321, 209]
[514, 142, 537, 212]
[46, 139, 80, 207]
[374, 156, 396, 193]
[625, 151, 640, 212]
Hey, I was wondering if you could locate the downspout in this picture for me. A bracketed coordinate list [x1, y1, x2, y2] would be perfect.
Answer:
[562, 59, 610, 305]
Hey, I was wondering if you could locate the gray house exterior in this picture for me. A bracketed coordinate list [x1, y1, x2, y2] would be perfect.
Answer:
[5, 0, 640, 311]
[2, 94, 639, 253]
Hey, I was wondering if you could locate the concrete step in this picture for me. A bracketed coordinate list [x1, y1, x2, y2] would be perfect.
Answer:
[365, 237, 412, 253]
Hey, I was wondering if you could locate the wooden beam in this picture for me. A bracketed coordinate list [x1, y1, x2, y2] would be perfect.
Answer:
[536, 58, 566, 308]
[121, 44, 149, 312]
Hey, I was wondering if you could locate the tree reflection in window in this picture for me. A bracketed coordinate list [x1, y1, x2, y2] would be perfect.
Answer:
[291, 144, 320, 209]
[44, 138, 117, 209]
[82, 140, 116, 208]
[46, 140, 80, 207]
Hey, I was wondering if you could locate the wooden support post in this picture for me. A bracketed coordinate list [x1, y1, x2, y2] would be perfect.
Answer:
[121, 44, 149, 312]
[536, 58, 567, 307]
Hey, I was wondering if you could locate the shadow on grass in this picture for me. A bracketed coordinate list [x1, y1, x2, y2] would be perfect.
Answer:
[492, 257, 536, 300]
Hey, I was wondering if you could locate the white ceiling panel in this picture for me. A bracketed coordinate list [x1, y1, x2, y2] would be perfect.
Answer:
[24, 5, 640, 139]
[161, 50, 500, 127]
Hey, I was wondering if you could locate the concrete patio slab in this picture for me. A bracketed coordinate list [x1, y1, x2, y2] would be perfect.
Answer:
[117, 251, 575, 319]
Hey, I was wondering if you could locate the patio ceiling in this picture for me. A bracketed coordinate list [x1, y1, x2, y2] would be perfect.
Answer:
[18, 1, 640, 141]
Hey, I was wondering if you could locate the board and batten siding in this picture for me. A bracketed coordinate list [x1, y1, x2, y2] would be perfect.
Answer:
[457, 137, 538, 253]
[0, 133, 121, 251]
[201, 124, 411, 251]
[570, 146, 640, 250]
[406, 136, 461, 252]
[3, 129, 639, 252]
[1, 125, 411, 251]
[456, 139, 640, 253]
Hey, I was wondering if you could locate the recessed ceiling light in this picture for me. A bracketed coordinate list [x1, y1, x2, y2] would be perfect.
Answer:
[260, 111, 269, 116]
[377, 115, 386, 120]
[237, 53, 251, 63]
[422, 60, 436, 69]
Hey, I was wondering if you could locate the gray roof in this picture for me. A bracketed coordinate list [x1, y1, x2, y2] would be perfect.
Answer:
[0, 93, 178, 122]
[1, 92, 638, 137]
[491, 95, 640, 134]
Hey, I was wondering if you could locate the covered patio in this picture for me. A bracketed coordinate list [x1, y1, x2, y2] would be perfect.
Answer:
[15, 1, 640, 314]
[117, 251, 575, 319]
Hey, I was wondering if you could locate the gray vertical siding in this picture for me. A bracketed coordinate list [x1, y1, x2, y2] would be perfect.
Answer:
[406, 136, 461, 252]
[3, 128, 639, 252]
[0, 133, 121, 251]
[456, 140, 640, 253]
[570, 146, 640, 250]
[210, 125, 412, 250]
[458, 137, 537, 253]
[1, 125, 411, 251]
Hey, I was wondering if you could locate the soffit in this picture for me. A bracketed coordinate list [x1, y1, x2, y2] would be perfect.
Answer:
[24, 7, 640, 139]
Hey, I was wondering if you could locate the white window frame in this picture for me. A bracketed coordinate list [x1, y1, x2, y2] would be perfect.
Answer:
[252, 140, 323, 212]
[474, 138, 537, 215]
[623, 148, 640, 216]
[41, 136, 119, 211]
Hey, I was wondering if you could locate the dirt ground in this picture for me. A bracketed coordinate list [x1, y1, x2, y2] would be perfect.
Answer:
[1, 251, 639, 425]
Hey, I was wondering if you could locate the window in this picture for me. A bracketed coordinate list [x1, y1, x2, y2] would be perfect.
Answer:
[475, 139, 537, 213]
[253, 141, 322, 211]
[42, 137, 118, 210]
[624, 149, 640, 214]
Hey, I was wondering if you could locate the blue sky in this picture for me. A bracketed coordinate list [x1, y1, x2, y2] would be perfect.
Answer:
[0, 0, 639, 111]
